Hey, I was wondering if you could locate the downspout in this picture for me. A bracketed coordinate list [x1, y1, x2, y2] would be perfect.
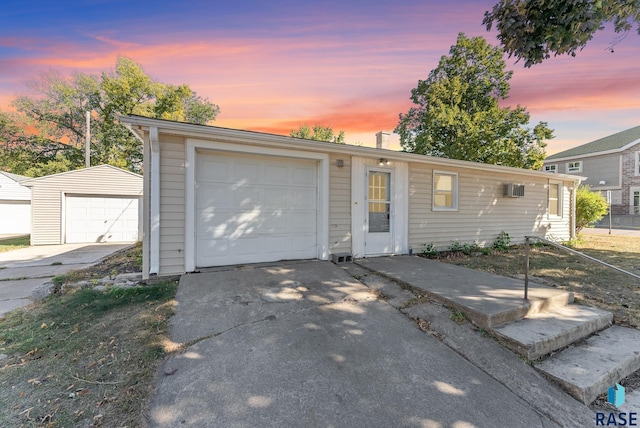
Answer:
[149, 127, 160, 275]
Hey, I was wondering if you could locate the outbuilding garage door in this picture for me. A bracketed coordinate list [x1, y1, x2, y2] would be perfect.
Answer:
[0, 201, 31, 234]
[196, 152, 318, 267]
[65, 195, 140, 243]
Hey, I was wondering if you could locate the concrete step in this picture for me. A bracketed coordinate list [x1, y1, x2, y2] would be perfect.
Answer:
[466, 287, 574, 329]
[492, 305, 613, 360]
[535, 326, 640, 404]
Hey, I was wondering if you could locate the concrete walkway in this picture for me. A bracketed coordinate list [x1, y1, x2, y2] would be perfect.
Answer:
[0, 243, 134, 316]
[356, 255, 569, 328]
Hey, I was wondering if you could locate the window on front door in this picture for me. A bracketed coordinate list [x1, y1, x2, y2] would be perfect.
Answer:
[368, 171, 390, 232]
[634, 190, 640, 215]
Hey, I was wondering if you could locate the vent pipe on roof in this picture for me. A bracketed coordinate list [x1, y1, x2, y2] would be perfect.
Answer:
[85, 111, 90, 168]
[376, 131, 390, 149]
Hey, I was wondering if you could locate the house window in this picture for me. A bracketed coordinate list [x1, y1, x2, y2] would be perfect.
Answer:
[433, 171, 458, 211]
[548, 183, 561, 216]
[567, 161, 582, 173]
[635, 152, 640, 176]
[544, 164, 557, 173]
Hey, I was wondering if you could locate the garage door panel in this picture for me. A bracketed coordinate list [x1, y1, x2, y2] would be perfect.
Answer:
[264, 165, 288, 184]
[235, 162, 261, 183]
[196, 152, 318, 267]
[293, 166, 316, 185]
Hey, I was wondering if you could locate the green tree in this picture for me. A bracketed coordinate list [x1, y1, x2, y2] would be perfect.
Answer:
[5, 57, 219, 175]
[0, 111, 82, 177]
[576, 185, 609, 233]
[290, 124, 345, 143]
[395, 33, 552, 170]
[484, 0, 640, 67]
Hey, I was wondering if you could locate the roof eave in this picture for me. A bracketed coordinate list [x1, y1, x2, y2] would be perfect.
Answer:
[118, 115, 583, 184]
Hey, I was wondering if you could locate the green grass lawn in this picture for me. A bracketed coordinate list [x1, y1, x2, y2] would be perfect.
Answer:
[0, 235, 30, 253]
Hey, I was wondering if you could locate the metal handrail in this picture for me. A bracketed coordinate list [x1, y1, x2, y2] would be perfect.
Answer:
[523, 235, 640, 300]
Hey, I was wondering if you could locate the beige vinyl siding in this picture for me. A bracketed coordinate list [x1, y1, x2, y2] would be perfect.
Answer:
[26, 166, 142, 245]
[408, 163, 574, 251]
[158, 135, 186, 276]
[329, 154, 352, 253]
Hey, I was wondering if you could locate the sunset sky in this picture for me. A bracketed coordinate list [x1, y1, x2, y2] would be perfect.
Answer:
[1, 0, 639, 154]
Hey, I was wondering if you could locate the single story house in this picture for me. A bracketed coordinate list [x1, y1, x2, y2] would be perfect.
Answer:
[20, 165, 143, 245]
[120, 115, 582, 280]
[0, 171, 32, 235]
[543, 125, 640, 216]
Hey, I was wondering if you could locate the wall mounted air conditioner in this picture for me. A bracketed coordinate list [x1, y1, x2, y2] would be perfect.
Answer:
[504, 183, 525, 198]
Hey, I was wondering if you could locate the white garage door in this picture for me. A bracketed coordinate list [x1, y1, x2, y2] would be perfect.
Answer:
[196, 152, 318, 267]
[65, 196, 140, 243]
[0, 201, 31, 234]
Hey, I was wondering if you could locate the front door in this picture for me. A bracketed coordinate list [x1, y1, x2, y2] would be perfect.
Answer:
[365, 169, 393, 255]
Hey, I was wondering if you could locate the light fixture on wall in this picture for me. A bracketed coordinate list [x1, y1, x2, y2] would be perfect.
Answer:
[336, 159, 344, 168]
[378, 158, 390, 166]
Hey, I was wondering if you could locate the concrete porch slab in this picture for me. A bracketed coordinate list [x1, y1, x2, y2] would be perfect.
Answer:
[355, 256, 572, 328]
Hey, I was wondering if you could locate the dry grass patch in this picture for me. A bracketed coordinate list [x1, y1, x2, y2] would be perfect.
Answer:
[0, 243, 178, 427]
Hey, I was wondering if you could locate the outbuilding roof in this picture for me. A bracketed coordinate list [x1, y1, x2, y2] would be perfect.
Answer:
[0, 171, 31, 182]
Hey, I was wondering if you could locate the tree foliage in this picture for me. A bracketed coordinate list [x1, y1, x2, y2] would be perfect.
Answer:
[290, 124, 345, 143]
[484, 0, 640, 67]
[1, 57, 219, 176]
[576, 185, 609, 232]
[396, 33, 551, 170]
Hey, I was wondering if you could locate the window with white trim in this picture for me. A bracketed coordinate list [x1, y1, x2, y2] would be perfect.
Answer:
[433, 171, 458, 211]
[635, 152, 640, 176]
[567, 161, 582, 173]
[548, 183, 562, 216]
[544, 164, 557, 173]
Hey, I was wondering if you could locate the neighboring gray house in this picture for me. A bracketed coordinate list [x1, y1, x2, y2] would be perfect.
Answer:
[0, 171, 32, 235]
[20, 165, 143, 245]
[120, 116, 582, 279]
[543, 125, 640, 217]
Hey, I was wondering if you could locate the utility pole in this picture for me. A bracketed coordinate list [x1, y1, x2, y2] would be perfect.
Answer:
[85, 111, 90, 168]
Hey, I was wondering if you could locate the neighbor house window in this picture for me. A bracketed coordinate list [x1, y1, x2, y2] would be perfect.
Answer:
[433, 171, 458, 211]
[567, 161, 582, 173]
[548, 183, 561, 216]
[544, 164, 557, 173]
[635, 152, 640, 176]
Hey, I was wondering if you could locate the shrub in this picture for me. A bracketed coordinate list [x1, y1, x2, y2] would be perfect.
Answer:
[422, 243, 440, 258]
[492, 231, 511, 252]
[576, 185, 608, 233]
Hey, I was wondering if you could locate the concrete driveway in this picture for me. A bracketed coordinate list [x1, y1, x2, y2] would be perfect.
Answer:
[150, 260, 559, 427]
[0, 242, 134, 316]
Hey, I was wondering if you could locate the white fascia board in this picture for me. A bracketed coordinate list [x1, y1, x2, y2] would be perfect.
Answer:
[118, 115, 582, 183]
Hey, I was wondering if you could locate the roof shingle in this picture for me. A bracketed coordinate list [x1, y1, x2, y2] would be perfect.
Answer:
[546, 125, 640, 160]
